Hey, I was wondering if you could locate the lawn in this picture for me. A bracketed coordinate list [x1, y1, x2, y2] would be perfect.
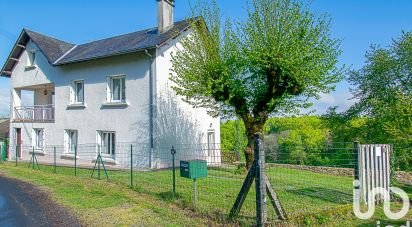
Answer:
[0, 161, 411, 226]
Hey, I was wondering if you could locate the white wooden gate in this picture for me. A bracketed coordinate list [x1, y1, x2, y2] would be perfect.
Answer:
[358, 144, 391, 203]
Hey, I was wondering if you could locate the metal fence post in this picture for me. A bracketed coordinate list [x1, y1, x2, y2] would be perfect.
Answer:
[74, 145, 77, 176]
[130, 144, 133, 188]
[31, 146, 35, 169]
[354, 141, 360, 188]
[54, 146, 56, 174]
[171, 146, 176, 197]
[255, 133, 266, 226]
[15, 145, 18, 166]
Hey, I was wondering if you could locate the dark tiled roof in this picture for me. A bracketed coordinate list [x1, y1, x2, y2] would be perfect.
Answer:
[25, 29, 75, 63]
[1, 18, 197, 77]
[56, 19, 193, 65]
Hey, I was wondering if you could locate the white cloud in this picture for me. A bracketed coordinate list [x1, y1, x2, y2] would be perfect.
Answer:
[311, 90, 357, 115]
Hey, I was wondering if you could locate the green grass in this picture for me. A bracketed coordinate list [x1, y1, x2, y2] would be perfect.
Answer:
[1, 161, 411, 226]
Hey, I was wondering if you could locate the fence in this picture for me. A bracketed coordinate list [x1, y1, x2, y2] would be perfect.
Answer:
[2, 140, 368, 225]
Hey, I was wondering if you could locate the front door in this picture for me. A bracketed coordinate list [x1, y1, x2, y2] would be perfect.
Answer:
[15, 128, 22, 158]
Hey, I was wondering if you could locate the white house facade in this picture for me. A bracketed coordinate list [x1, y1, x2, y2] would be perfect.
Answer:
[1, 0, 221, 168]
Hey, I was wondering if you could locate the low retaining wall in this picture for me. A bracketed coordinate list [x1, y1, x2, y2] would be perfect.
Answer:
[396, 171, 412, 185]
[267, 163, 354, 177]
[267, 163, 412, 186]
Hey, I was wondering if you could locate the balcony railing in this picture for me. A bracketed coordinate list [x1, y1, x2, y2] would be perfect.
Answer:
[14, 105, 55, 122]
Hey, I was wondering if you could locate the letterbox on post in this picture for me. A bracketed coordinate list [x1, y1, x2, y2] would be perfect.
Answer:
[180, 160, 207, 208]
[180, 160, 208, 179]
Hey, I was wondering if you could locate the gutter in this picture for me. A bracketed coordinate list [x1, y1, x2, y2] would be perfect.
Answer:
[145, 49, 156, 169]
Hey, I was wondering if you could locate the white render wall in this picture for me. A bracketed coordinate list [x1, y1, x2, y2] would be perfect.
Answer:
[153, 30, 221, 167]
[10, 40, 152, 167]
[8, 33, 221, 168]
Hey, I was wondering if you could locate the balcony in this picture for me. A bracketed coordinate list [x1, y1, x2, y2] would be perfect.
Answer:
[14, 105, 55, 122]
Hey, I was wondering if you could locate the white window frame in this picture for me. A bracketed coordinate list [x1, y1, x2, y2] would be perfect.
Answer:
[64, 130, 78, 154]
[27, 50, 36, 67]
[70, 80, 84, 105]
[106, 75, 126, 103]
[96, 131, 116, 158]
[32, 128, 44, 150]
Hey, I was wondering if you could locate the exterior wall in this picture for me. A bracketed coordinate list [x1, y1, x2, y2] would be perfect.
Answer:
[9, 40, 152, 167]
[8, 31, 221, 169]
[153, 29, 221, 167]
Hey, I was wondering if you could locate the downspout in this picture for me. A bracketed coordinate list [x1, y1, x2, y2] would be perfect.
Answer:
[145, 49, 156, 168]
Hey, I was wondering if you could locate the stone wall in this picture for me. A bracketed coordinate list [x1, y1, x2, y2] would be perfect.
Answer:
[267, 163, 412, 186]
[267, 163, 354, 177]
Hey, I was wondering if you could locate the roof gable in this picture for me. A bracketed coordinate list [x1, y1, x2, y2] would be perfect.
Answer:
[0, 29, 75, 77]
[1, 17, 197, 77]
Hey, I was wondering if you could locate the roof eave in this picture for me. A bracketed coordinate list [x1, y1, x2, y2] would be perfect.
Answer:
[55, 46, 157, 66]
[0, 29, 27, 78]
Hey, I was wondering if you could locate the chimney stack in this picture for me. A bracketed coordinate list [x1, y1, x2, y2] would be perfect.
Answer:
[157, 0, 174, 33]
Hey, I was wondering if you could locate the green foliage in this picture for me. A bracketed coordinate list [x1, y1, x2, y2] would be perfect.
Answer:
[220, 120, 247, 152]
[325, 32, 412, 170]
[170, 0, 343, 167]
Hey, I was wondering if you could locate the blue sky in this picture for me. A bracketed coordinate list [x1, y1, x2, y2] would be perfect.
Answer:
[0, 0, 411, 117]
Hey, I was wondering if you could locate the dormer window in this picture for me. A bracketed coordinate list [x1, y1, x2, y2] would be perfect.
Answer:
[27, 50, 36, 67]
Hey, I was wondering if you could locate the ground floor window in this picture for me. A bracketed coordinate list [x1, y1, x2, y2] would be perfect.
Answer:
[32, 128, 44, 149]
[65, 130, 78, 153]
[97, 131, 115, 157]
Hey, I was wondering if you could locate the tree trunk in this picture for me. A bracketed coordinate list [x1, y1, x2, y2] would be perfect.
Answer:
[244, 121, 265, 169]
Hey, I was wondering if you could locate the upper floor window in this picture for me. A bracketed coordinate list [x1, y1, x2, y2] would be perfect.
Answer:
[27, 50, 36, 67]
[70, 80, 84, 104]
[32, 128, 44, 149]
[107, 75, 126, 103]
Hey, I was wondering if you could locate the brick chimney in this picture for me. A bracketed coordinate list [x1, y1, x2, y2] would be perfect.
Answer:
[157, 0, 174, 33]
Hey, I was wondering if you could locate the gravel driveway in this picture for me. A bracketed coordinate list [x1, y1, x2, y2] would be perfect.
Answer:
[0, 175, 80, 226]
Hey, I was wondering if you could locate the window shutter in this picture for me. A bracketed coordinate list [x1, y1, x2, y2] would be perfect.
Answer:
[64, 130, 68, 153]
[69, 82, 74, 104]
[40, 129, 44, 148]
[122, 77, 126, 102]
[106, 78, 112, 102]
[31, 129, 35, 148]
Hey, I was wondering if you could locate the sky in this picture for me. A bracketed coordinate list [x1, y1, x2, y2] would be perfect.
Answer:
[0, 0, 411, 117]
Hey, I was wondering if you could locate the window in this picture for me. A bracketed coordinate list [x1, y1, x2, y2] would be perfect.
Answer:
[27, 50, 36, 66]
[70, 80, 84, 104]
[65, 130, 78, 153]
[107, 76, 126, 103]
[97, 131, 115, 157]
[32, 128, 44, 149]
[207, 130, 215, 156]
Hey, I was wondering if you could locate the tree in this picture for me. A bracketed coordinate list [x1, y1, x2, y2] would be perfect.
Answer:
[170, 0, 343, 168]
[332, 32, 412, 170]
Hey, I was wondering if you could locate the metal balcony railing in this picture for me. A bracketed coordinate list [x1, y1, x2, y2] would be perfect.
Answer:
[14, 105, 55, 122]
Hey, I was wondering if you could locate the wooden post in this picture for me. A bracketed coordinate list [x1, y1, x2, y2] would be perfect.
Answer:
[229, 161, 256, 217]
[230, 133, 287, 223]
[255, 133, 266, 226]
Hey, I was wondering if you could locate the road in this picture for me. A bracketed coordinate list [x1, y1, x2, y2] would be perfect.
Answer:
[0, 175, 80, 226]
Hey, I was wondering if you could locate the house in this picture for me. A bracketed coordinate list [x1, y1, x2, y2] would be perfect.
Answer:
[0, 0, 221, 168]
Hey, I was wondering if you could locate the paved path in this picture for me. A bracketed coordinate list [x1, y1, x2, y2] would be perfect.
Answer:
[0, 175, 80, 226]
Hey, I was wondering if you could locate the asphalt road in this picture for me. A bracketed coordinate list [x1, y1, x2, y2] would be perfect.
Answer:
[0, 175, 80, 226]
